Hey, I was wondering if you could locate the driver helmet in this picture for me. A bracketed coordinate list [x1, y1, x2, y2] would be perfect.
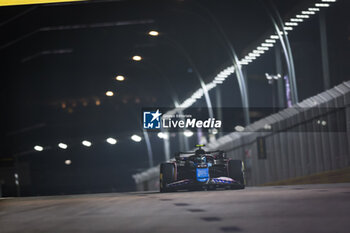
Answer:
[195, 148, 205, 156]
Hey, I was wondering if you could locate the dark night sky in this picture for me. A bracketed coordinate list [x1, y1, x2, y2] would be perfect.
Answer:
[0, 0, 349, 195]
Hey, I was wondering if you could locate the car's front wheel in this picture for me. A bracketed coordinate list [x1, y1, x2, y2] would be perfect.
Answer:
[228, 160, 245, 189]
[159, 163, 175, 192]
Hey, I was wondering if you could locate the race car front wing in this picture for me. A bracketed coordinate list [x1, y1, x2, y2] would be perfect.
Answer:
[166, 177, 241, 189]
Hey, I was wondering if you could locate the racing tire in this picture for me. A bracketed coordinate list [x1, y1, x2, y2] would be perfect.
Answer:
[160, 163, 176, 192]
[228, 160, 245, 189]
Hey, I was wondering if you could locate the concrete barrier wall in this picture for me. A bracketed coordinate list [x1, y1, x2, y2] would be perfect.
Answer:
[133, 81, 350, 191]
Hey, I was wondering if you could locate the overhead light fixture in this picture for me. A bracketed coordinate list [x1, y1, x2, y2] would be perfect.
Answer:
[290, 18, 304, 22]
[261, 43, 274, 47]
[132, 55, 142, 61]
[257, 46, 269, 51]
[253, 50, 265, 54]
[106, 91, 114, 96]
[264, 124, 272, 130]
[115, 75, 125, 81]
[285, 22, 298, 26]
[209, 82, 217, 88]
[302, 11, 315, 15]
[284, 27, 293, 31]
[265, 73, 281, 80]
[296, 14, 309, 18]
[308, 8, 320, 11]
[148, 30, 159, 36]
[82, 140, 92, 147]
[157, 132, 169, 139]
[244, 56, 256, 60]
[207, 82, 218, 89]
[218, 72, 228, 77]
[265, 73, 272, 80]
[192, 90, 204, 99]
[265, 39, 276, 43]
[34, 145, 44, 151]
[239, 60, 249, 65]
[315, 3, 330, 7]
[183, 130, 194, 137]
[65, 160, 72, 165]
[234, 125, 245, 132]
[248, 53, 260, 57]
[270, 35, 279, 39]
[131, 134, 142, 142]
[58, 143, 68, 149]
[213, 80, 224, 84]
[106, 137, 117, 144]
[243, 58, 253, 62]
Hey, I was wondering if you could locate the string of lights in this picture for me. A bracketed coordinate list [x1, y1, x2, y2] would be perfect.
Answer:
[32, 131, 196, 153]
[166, 0, 336, 113]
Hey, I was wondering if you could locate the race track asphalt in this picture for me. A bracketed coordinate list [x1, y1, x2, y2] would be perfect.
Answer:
[1, 183, 350, 233]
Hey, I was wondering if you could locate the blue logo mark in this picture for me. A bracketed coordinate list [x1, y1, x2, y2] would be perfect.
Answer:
[143, 109, 162, 129]
[196, 168, 209, 182]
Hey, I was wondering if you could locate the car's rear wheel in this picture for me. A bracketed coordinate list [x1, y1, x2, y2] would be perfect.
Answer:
[228, 160, 245, 189]
[160, 163, 175, 192]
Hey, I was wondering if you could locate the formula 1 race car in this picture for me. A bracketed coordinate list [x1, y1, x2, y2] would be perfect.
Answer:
[160, 145, 245, 192]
